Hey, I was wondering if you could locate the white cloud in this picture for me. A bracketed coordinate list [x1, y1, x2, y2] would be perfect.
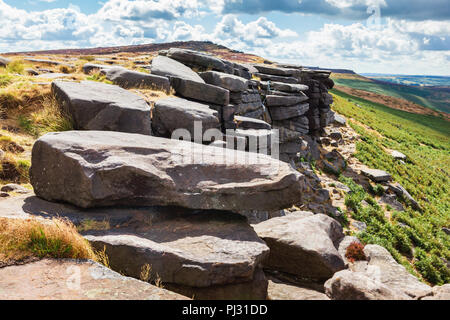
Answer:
[0, 0, 448, 74]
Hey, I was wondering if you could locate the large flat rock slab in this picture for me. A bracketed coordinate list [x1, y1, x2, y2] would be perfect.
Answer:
[30, 131, 306, 211]
[254, 65, 297, 77]
[101, 67, 170, 91]
[265, 94, 308, 107]
[52, 81, 151, 135]
[0, 195, 269, 300]
[165, 48, 231, 73]
[0, 259, 187, 300]
[253, 213, 346, 281]
[150, 55, 205, 83]
[171, 77, 230, 106]
[200, 71, 249, 92]
[269, 103, 309, 121]
[153, 97, 220, 139]
[83, 210, 269, 298]
[261, 81, 308, 93]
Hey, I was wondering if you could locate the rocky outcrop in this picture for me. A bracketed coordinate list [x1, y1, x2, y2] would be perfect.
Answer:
[152, 97, 220, 139]
[30, 131, 305, 211]
[253, 213, 346, 281]
[84, 210, 270, 300]
[150, 55, 205, 83]
[51, 81, 151, 135]
[0, 259, 187, 300]
[101, 67, 170, 91]
[0, 194, 268, 300]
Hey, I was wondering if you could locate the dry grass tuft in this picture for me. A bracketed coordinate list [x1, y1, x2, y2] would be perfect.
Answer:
[18, 94, 73, 137]
[0, 217, 96, 266]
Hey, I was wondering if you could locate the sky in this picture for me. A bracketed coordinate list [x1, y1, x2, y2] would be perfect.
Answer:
[1, 0, 449, 75]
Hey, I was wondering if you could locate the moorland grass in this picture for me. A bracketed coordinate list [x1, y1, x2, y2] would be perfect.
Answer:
[331, 89, 450, 285]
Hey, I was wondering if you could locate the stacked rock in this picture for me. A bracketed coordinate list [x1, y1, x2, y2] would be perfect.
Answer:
[278, 65, 336, 133]
[253, 64, 311, 162]
[153, 49, 271, 153]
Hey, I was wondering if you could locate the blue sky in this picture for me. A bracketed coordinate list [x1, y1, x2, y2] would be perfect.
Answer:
[1, 0, 449, 75]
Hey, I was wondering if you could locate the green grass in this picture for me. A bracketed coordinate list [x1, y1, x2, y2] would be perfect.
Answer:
[333, 78, 450, 114]
[331, 89, 450, 285]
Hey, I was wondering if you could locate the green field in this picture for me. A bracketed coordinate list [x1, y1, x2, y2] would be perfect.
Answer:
[331, 88, 450, 285]
[333, 78, 450, 114]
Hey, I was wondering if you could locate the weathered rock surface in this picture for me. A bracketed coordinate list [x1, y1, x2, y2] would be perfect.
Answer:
[101, 67, 170, 91]
[200, 71, 249, 92]
[171, 77, 230, 106]
[166, 48, 230, 73]
[388, 182, 421, 211]
[333, 114, 347, 126]
[164, 268, 268, 300]
[0, 259, 187, 300]
[84, 210, 269, 299]
[324, 270, 410, 300]
[253, 213, 346, 280]
[421, 284, 450, 300]
[361, 168, 392, 183]
[265, 95, 308, 107]
[260, 81, 308, 93]
[267, 276, 330, 300]
[150, 55, 205, 83]
[30, 131, 305, 212]
[82, 63, 116, 74]
[255, 73, 299, 84]
[254, 65, 296, 77]
[24, 58, 68, 66]
[51, 80, 151, 135]
[361, 245, 432, 299]
[0, 56, 10, 67]
[391, 150, 407, 160]
[152, 97, 220, 139]
[269, 104, 309, 121]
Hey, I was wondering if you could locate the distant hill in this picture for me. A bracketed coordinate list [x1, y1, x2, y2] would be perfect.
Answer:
[3, 41, 264, 64]
[361, 74, 450, 87]
[332, 73, 450, 115]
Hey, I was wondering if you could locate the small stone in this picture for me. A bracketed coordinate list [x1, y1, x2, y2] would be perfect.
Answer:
[391, 150, 407, 160]
[361, 168, 392, 183]
[351, 220, 367, 232]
